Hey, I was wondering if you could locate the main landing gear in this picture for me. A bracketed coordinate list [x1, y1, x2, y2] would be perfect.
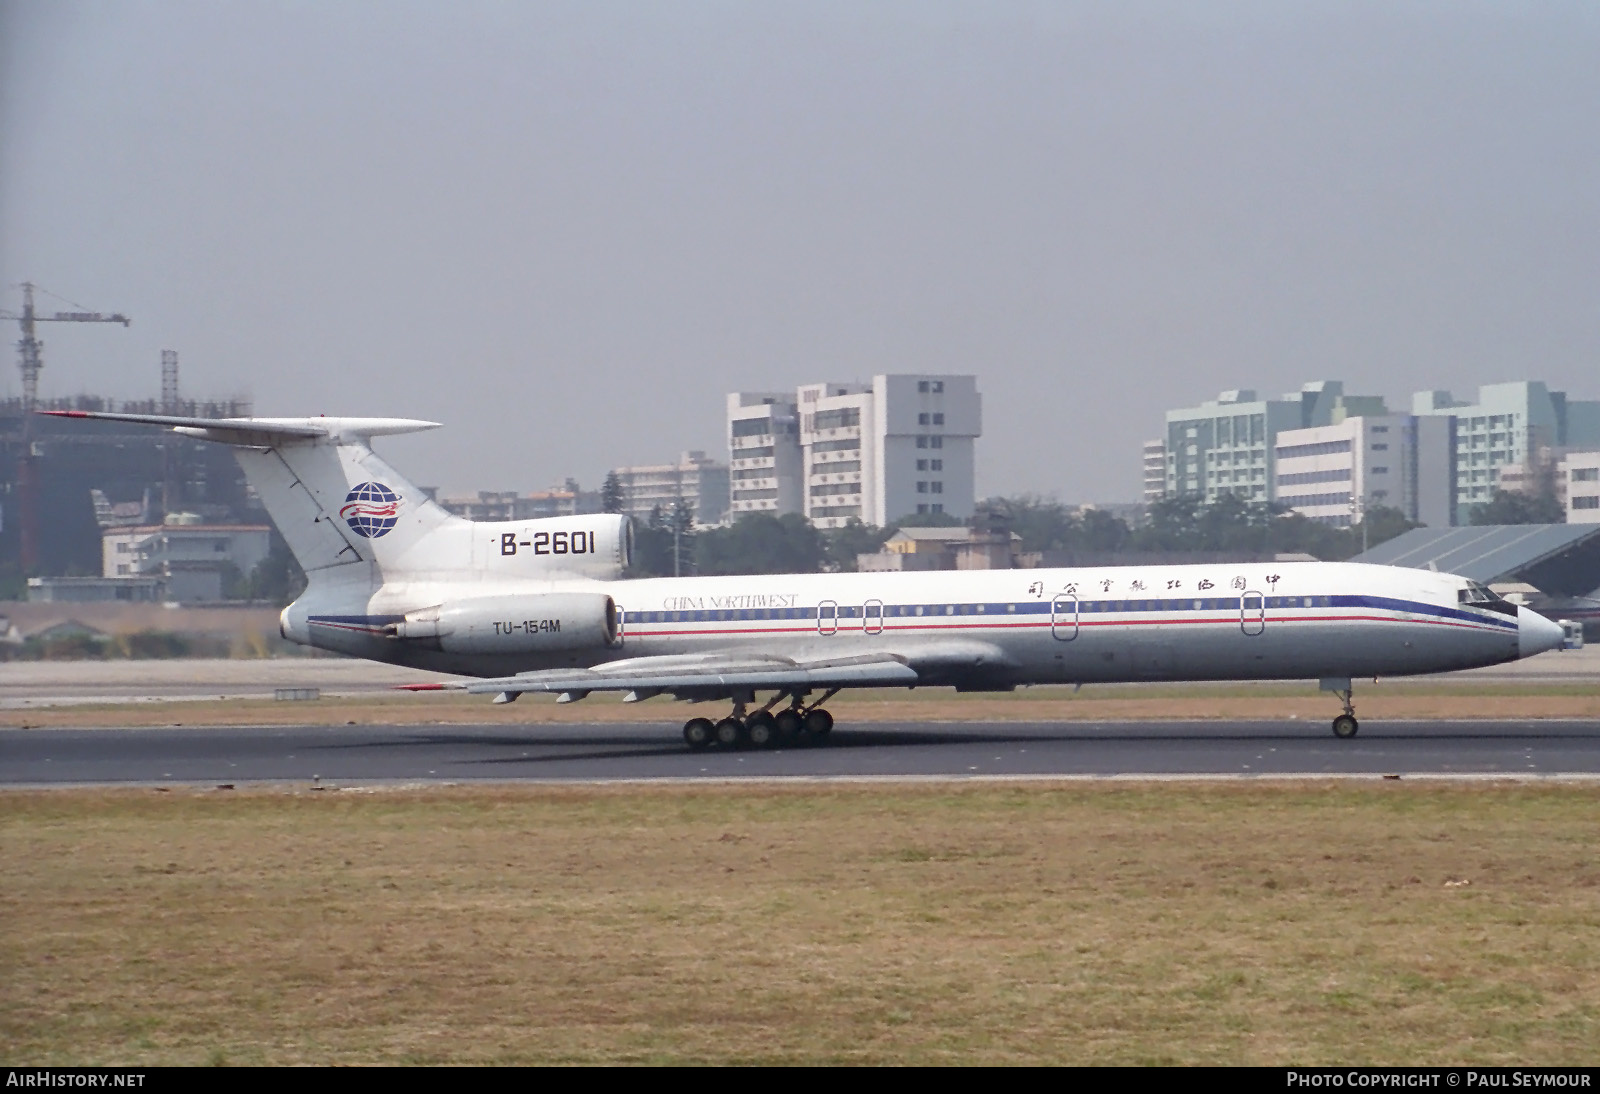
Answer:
[682, 690, 839, 751]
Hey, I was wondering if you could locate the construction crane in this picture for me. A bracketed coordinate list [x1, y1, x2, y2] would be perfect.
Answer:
[2, 282, 131, 573]
[3, 282, 132, 412]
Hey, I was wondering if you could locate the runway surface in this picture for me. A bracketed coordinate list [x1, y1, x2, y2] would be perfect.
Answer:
[6, 719, 1600, 785]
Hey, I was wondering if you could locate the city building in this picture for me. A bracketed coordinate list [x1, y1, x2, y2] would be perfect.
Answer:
[1496, 457, 1565, 508]
[1160, 381, 1387, 505]
[1141, 440, 1166, 504]
[1413, 382, 1600, 519]
[792, 374, 982, 529]
[24, 576, 164, 603]
[796, 380, 874, 528]
[101, 518, 272, 602]
[725, 375, 983, 530]
[1273, 415, 1452, 528]
[4, 392, 257, 579]
[856, 525, 1021, 571]
[437, 486, 599, 522]
[726, 392, 803, 517]
[1564, 452, 1600, 524]
[609, 451, 731, 528]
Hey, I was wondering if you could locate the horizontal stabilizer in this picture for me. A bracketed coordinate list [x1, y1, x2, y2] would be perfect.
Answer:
[38, 410, 439, 446]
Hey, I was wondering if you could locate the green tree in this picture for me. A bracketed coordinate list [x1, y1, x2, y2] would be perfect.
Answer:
[822, 518, 895, 572]
[1132, 494, 1208, 551]
[1468, 488, 1564, 526]
[628, 505, 674, 576]
[219, 561, 248, 600]
[1353, 505, 1423, 551]
[626, 501, 701, 576]
[601, 471, 624, 515]
[1078, 507, 1133, 552]
[1131, 495, 1419, 560]
[976, 496, 1135, 555]
[695, 512, 825, 575]
[1263, 511, 1353, 559]
[670, 497, 697, 576]
[980, 496, 1074, 552]
[243, 533, 306, 605]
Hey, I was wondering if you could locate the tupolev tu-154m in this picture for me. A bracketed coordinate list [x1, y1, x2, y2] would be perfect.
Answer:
[44, 410, 1567, 748]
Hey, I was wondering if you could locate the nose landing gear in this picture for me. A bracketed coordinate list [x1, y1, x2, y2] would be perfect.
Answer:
[1323, 678, 1359, 739]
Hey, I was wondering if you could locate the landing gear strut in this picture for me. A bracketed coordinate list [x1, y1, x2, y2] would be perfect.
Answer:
[1331, 691, 1358, 739]
[714, 697, 750, 748]
[1319, 677, 1359, 739]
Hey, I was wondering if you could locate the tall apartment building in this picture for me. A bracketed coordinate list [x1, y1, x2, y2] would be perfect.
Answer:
[796, 380, 874, 528]
[1563, 452, 1600, 524]
[1161, 381, 1386, 504]
[727, 393, 803, 517]
[1273, 415, 1452, 528]
[1141, 440, 1166, 504]
[1413, 382, 1600, 519]
[609, 451, 731, 528]
[796, 375, 982, 529]
[726, 375, 983, 530]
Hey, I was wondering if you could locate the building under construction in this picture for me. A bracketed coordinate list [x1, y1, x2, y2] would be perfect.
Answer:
[0, 389, 259, 587]
[0, 283, 259, 591]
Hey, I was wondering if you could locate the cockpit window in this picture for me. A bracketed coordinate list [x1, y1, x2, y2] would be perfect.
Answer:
[1458, 581, 1499, 605]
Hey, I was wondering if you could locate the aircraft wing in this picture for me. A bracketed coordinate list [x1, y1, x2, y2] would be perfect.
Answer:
[403, 651, 921, 701]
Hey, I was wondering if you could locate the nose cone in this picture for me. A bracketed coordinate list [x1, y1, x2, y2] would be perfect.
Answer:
[1517, 607, 1566, 658]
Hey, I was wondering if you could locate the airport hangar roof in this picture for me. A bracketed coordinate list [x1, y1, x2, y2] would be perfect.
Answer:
[1352, 524, 1600, 598]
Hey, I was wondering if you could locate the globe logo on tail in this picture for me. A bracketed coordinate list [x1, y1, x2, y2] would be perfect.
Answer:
[341, 482, 401, 538]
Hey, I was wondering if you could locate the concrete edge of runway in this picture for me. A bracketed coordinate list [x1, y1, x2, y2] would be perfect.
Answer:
[9, 771, 1600, 792]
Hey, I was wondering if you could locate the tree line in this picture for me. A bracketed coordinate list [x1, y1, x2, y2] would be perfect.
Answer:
[625, 493, 1428, 578]
[256, 471, 1568, 596]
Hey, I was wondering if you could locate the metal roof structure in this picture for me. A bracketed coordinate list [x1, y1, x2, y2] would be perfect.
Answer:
[1352, 524, 1600, 597]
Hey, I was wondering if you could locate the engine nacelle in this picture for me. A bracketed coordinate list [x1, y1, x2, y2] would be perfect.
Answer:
[477, 514, 632, 579]
[388, 593, 619, 654]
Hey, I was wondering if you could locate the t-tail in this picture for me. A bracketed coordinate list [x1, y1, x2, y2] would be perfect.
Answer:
[36, 410, 632, 636]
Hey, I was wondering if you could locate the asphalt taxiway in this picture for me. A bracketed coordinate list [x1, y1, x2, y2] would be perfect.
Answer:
[5, 719, 1600, 785]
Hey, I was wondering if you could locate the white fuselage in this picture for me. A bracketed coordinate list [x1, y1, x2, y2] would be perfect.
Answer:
[284, 559, 1531, 687]
[42, 409, 1558, 696]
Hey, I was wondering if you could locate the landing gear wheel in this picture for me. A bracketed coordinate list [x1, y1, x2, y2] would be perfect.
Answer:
[714, 717, 747, 749]
[683, 718, 714, 750]
[803, 708, 834, 740]
[1332, 714, 1359, 739]
[745, 711, 777, 748]
[773, 709, 803, 740]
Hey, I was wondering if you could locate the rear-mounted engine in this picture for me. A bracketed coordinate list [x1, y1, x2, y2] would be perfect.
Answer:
[386, 593, 619, 654]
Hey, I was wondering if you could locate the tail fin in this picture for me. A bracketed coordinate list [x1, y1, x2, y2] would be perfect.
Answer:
[39, 411, 457, 579]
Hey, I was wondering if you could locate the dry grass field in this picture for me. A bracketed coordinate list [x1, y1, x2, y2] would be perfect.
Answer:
[3, 781, 1598, 1065]
[7, 681, 1600, 729]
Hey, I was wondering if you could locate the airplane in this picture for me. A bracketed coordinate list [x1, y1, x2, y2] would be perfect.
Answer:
[43, 410, 1568, 746]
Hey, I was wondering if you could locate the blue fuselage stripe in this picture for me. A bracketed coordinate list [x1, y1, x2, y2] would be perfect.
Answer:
[309, 597, 1516, 635]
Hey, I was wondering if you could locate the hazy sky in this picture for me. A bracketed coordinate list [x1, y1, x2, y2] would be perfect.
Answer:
[3, 1, 1596, 504]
